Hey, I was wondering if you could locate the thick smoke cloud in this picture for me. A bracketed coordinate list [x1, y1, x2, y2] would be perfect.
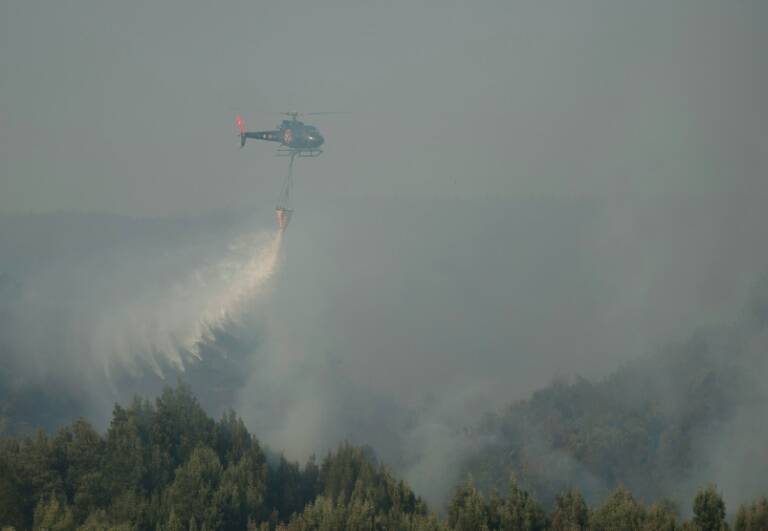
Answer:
[2, 188, 768, 508]
[234, 192, 768, 507]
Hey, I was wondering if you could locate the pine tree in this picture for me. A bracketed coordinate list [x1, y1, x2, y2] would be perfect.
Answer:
[32, 495, 75, 531]
[733, 496, 768, 531]
[498, 477, 548, 531]
[692, 485, 727, 531]
[550, 488, 589, 531]
[165, 509, 182, 531]
[642, 499, 679, 531]
[0, 457, 24, 530]
[590, 485, 645, 531]
[447, 479, 489, 531]
[166, 447, 223, 529]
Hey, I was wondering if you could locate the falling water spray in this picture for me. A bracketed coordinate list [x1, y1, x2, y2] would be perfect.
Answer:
[83, 227, 284, 379]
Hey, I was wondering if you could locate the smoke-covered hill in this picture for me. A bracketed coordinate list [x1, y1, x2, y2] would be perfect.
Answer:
[463, 276, 768, 511]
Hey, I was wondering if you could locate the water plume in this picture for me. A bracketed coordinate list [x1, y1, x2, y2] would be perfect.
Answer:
[176, 229, 283, 356]
[96, 228, 284, 376]
[3, 216, 283, 395]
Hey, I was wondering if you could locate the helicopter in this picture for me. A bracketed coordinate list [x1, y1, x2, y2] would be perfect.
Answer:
[236, 111, 339, 231]
[236, 112, 325, 157]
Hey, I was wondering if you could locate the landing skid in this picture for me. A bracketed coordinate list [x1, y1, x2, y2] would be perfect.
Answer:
[277, 148, 322, 157]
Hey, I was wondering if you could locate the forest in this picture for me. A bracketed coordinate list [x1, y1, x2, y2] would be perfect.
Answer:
[1, 383, 767, 531]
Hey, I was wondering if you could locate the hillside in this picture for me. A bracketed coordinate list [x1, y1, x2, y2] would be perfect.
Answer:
[463, 278, 768, 509]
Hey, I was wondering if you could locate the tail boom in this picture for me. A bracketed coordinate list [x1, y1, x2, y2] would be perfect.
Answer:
[243, 131, 281, 143]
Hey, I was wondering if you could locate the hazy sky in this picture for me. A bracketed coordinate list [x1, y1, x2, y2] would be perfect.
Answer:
[2, 0, 767, 409]
[1, 0, 764, 215]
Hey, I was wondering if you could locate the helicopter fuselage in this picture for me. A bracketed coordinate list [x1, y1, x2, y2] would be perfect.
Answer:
[242, 119, 324, 152]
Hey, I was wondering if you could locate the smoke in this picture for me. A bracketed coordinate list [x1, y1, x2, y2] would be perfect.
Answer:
[4, 187, 768, 510]
[230, 190, 768, 508]
[679, 293, 768, 511]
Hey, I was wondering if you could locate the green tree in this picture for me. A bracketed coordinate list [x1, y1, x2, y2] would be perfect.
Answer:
[32, 496, 74, 531]
[0, 456, 24, 530]
[166, 447, 223, 529]
[642, 499, 679, 531]
[266, 455, 309, 520]
[590, 485, 646, 531]
[447, 479, 488, 531]
[77, 509, 132, 531]
[151, 384, 216, 469]
[490, 478, 548, 531]
[102, 402, 148, 496]
[550, 488, 589, 531]
[165, 509, 183, 531]
[212, 452, 268, 530]
[692, 485, 727, 531]
[106, 489, 151, 530]
[216, 410, 253, 466]
[21, 429, 65, 508]
[733, 496, 768, 531]
[52, 418, 104, 497]
[51, 417, 106, 524]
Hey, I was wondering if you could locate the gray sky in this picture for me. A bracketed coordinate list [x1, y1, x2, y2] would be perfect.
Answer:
[2, 1, 764, 214]
[2, 0, 767, 406]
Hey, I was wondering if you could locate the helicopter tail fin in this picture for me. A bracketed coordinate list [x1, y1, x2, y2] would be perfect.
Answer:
[235, 115, 246, 147]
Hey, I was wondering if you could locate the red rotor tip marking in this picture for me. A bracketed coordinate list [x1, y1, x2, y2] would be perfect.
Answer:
[236, 115, 245, 134]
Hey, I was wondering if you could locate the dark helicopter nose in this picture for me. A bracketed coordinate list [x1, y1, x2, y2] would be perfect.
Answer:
[308, 134, 324, 147]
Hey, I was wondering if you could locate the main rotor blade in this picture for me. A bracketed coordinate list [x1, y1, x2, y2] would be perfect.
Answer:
[305, 111, 351, 115]
[274, 111, 351, 117]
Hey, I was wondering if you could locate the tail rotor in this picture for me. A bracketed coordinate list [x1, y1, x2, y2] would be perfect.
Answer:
[235, 115, 246, 147]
